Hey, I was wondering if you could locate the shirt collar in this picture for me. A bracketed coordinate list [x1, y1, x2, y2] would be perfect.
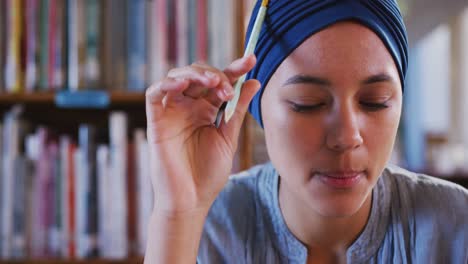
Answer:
[258, 163, 392, 263]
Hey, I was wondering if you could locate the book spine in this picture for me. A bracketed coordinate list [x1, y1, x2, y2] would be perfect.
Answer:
[127, 0, 146, 91]
[96, 144, 110, 257]
[38, 0, 50, 90]
[145, 0, 159, 85]
[196, 0, 208, 62]
[85, 0, 100, 88]
[0, 123, 3, 255]
[134, 129, 152, 255]
[24, 0, 39, 92]
[5, 0, 23, 93]
[77, 0, 87, 90]
[52, 0, 65, 89]
[1, 108, 22, 258]
[48, 0, 57, 90]
[108, 112, 128, 258]
[0, 1, 4, 91]
[187, 0, 197, 64]
[11, 156, 28, 258]
[73, 146, 88, 258]
[59, 136, 70, 258]
[67, 0, 79, 91]
[175, 0, 188, 67]
[113, 0, 127, 90]
[156, 0, 169, 79]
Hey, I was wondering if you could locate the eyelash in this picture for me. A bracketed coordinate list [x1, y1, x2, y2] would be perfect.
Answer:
[289, 102, 389, 113]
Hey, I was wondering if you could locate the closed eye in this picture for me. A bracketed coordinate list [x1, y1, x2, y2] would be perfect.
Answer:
[360, 101, 389, 111]
[289, 102, 326, 113]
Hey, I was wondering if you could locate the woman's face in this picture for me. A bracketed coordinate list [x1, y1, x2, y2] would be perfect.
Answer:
[261, 21, 402, 217]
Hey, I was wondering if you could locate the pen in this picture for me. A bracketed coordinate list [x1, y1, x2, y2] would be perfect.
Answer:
[215, 0, 269, 128]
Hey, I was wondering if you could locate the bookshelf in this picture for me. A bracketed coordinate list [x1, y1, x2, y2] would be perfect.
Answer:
[0, 258, 143, 264]
[0, 0, 252, 263]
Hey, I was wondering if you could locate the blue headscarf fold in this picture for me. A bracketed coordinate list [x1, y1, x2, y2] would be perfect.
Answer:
[246, 0, 409, 128]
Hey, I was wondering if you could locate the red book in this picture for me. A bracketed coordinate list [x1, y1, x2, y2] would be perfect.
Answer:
[68, 142, 77, 258]
[197, 0, 208, 62]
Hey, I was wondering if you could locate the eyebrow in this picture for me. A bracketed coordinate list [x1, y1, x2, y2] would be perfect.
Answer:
[283, 73, 396, 87]
[283, 75, 331, 87]
[361, 73, 396, 85]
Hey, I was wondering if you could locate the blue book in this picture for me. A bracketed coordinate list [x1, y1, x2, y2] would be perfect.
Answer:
[127, 0, 146, 91]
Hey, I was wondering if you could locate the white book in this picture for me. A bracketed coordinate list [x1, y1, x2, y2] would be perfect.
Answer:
[74, 147, 89, 258]
[96, 144, 111, 257]
[134, 129, 153, 255]
[67, 0, 79, 91]
[108, 112, 128, 258]
[175, 0, 189, 67]
[208, 0, 235, 69]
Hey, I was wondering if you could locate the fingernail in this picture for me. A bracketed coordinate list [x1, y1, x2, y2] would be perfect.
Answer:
[223, 82, 234, 97]
[204, 71, 217, 79]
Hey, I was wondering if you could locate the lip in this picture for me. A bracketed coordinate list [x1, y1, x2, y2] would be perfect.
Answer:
[315, 171, 364, 189]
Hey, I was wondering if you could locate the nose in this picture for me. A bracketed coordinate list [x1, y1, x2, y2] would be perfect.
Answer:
[326, 105, 363, 152]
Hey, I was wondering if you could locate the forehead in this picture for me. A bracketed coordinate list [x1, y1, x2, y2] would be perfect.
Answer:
[269, 21, 400, 85]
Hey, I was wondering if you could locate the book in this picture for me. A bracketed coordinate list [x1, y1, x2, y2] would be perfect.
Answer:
[0, 0, 4, 92]
[146, 0, 165, 85]
[4, 0, 23, 93]
[96, 144, 110, 257]
[77, 124, 98, 258]
[0, 123, 3, 255]
[108, 111, 128, 258]
[24, 0, 39, 92]
[127, 0, 146, 91]
[175, 0, 188, 67]
[1, 106, 23, 258]
[84, 0, 100, 88]
[66, 0, 79, 91]
[38, 0, 50, 90]
[134, 129, 152, 255]
[51, 0, 65, 89]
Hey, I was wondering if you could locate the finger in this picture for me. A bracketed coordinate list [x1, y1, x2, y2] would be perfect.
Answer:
[223, 55, 257, 83]
[203, 81, 235, 109]
[191, 62, 232, 84]
[168, 66, 221, 90]
[219, 79, 261, 143]
[187, 64, 233, 98]
[145, 78, 189, 105]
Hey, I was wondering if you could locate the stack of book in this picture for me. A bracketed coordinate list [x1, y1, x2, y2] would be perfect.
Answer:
[0, 107, 153, 259]
[0, 0, 237, 93]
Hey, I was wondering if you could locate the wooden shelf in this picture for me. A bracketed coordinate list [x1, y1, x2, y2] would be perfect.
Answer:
[0, 91, 145, 106]
[0, 258, 143, 264]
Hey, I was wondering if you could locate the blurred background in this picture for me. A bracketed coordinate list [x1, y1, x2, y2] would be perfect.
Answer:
[0, 0, 467, 263]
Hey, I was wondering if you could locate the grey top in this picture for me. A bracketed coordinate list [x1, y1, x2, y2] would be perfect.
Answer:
[197, 163, 468, 264]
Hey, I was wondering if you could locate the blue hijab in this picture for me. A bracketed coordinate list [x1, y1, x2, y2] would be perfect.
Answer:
[246, 0, 409, 128]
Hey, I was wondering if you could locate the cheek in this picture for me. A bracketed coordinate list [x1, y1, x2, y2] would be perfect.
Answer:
[263, 101, 325, 167]
[362, 107, 401, 165]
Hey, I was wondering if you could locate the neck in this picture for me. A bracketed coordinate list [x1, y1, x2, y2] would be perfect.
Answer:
[278, 177, 372, 254]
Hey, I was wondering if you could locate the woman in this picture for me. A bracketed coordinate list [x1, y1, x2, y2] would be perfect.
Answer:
[144, 0, 468, 263]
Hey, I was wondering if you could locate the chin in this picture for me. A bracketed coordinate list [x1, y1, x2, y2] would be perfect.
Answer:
[313, 202, 364, 218]
[306, 186, 371, 218]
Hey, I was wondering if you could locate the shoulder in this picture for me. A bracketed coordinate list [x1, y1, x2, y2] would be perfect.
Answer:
[198, 163, 274, 262]
[381, 164, 468, 262]
[383, 164, 468, 212]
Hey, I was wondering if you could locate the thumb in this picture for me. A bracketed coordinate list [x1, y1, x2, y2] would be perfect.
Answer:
[220, 79, 261, 145]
